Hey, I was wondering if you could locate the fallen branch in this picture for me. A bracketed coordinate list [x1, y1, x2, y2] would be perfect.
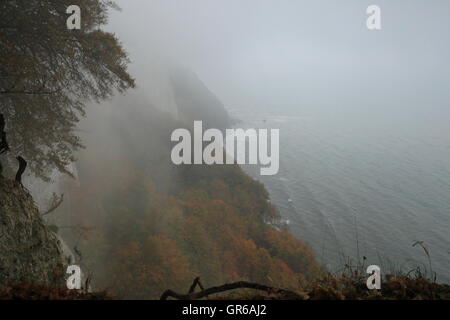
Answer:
[160, 278, 301, 300]
[188, 277, 204, 294]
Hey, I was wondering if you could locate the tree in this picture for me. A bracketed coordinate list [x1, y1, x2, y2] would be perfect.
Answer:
[0, 0, 135, 179]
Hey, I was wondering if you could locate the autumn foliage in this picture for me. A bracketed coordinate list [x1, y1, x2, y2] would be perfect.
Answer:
[66, 160, 321, 299]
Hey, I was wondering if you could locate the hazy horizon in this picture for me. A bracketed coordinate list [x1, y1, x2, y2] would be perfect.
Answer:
[106, 0, 450, 115]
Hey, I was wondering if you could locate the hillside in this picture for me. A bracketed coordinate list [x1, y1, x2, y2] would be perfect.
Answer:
[39, 66, 322, 299]
[59, 113, 321, 299]
[0, 177, 67, 287]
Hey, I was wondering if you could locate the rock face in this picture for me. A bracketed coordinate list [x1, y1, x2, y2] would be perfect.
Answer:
[170, 66, 232, 130]
[0, 177, 67, 287]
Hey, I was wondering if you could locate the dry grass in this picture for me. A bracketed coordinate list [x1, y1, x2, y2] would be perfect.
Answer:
[0, 283, 114, 300]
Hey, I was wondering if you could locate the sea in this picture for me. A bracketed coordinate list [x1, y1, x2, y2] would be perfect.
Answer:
[229, 107, 450, 283]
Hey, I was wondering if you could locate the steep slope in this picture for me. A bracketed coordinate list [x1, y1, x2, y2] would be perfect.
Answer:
[0, 177, 67, 287]
[170, 66, 232, 130]
[51, 67, 322, 299]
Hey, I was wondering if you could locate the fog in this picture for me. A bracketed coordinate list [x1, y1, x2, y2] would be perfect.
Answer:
[39, 0, 450, 286]
[93, 1, 450, 283]
[106, 0, 450, 115]
[5, 0, 450, 298]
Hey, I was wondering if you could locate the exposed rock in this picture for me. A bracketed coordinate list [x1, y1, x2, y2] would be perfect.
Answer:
[0, 177, 67, 287]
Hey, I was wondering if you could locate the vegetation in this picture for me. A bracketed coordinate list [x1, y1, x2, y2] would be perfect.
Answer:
[68, 158, 321, 299]
[0, 0, 134, 179]
[305, 274, 450, 300]
[0, 0, 322, 300]
[0, 283, 113, 300]
[1, 0, 447, 302]
[2, 270, 448, 300]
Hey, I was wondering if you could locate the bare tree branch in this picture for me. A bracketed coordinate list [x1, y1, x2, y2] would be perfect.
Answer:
[15, 156, 27, 186]
[42, 193, 64, 216]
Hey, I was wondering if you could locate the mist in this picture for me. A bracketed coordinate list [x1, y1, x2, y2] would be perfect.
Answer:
[72, 0, 450, 285]
[105, 0, 450, 115]
[2, 0, 450, 300]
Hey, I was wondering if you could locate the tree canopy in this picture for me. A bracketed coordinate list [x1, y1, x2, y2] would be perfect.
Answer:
[59, 103, 321, 299]
[0, 0, 135, 179]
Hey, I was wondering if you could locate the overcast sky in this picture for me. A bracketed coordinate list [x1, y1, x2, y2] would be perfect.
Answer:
[106, 0, 450, 114]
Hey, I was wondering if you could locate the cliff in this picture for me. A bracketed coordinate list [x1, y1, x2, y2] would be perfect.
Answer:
[170, 66, 232, 130]
[0, 177, 67, 287]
